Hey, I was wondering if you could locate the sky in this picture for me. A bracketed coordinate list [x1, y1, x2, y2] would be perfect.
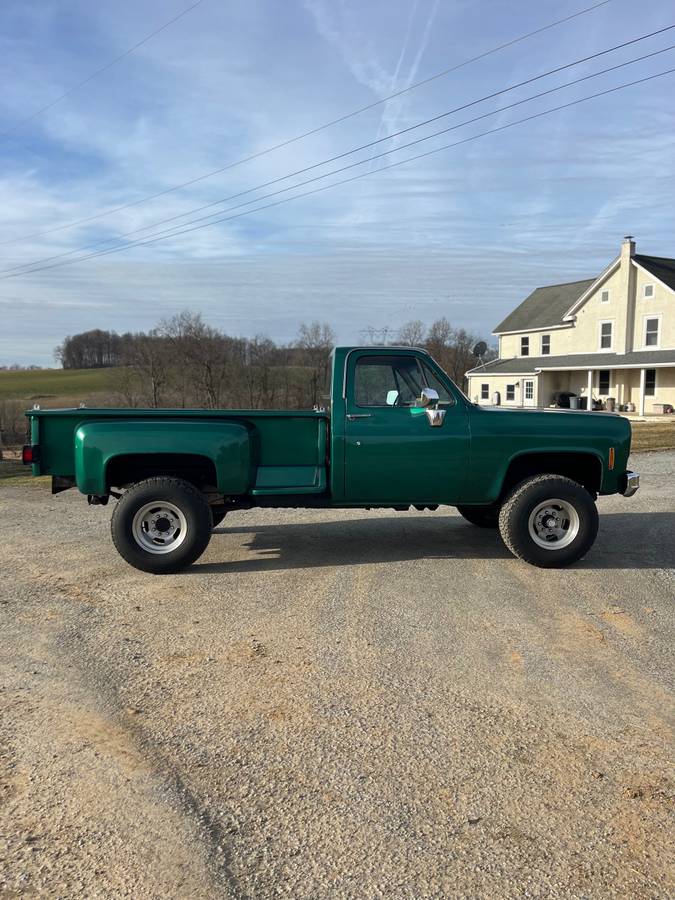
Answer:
[1, 0, 674, 366]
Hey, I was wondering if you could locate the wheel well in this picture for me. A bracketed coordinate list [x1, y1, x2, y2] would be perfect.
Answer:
[501, 452, 602, 498]
[106, 453, 217, 491]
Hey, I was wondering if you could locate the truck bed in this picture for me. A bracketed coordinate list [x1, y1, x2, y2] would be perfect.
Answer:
[27, 408, 329, 496]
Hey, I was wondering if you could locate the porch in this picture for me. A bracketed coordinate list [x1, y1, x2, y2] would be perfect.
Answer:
[537, 365, 675, 415]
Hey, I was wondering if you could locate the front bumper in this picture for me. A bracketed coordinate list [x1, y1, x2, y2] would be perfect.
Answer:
[620, 471, 640, 497]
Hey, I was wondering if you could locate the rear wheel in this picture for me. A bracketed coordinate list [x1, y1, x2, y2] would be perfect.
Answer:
[456, 503, 500, 528]
[111, 477, 213, 574]
[498, 474, 598, 568]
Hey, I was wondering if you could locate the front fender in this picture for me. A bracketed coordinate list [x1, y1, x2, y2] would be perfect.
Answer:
[483, 445, 606, 502]
[73, 419, 251, 495]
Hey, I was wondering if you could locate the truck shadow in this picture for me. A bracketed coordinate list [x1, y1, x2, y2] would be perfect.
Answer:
[194, 511, 675, 573]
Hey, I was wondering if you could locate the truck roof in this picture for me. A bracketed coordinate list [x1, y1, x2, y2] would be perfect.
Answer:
[333, 345, 431, 354]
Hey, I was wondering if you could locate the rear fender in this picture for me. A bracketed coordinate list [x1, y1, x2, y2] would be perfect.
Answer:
[73, 420, 251, 495]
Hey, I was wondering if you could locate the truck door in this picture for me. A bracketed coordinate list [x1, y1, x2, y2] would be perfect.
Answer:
[343, 351, 470, 504]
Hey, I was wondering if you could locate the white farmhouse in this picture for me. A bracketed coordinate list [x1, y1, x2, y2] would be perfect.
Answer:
[467, 237, 675, 414]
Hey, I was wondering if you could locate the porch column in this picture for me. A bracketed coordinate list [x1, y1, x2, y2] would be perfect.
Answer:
[639, 368, 646, 416]
[587, 369, 593, 410]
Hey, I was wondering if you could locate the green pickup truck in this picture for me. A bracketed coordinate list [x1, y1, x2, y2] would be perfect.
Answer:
[23, 346, 639, 574]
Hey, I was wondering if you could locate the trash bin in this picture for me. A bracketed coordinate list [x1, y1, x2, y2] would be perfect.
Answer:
[606, 397, 616, 412]
[569, 396, 580, 409]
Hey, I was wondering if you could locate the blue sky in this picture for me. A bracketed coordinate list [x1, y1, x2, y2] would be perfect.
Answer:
[1, 0, 674, 365]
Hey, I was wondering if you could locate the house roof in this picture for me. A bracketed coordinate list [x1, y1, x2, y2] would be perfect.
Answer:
[493, 279, 595, 333]
[634, 254, 675, 292]
[467, 348, 675, 376]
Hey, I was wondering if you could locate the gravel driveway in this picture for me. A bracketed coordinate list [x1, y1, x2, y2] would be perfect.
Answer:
[1, 451, 673, 898]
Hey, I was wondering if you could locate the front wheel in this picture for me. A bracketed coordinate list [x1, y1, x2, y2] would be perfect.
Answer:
[111, 477, 213, 574]
[498, 475, 599, 568]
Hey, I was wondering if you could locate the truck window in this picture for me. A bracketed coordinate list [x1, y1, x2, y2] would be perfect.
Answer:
[420, 361, 455, 406]
[354, 355, 423, 407]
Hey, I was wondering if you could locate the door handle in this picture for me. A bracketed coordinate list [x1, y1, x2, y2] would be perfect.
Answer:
[346, 413, 372, 420]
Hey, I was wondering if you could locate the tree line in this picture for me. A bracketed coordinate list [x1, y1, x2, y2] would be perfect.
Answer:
[53, 312, 494, 410]
[55, 315, 338, 410]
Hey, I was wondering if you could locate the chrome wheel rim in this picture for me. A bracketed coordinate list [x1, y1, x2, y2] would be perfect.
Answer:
[527, 498, 580, 550]
[132, 501, 187, 554]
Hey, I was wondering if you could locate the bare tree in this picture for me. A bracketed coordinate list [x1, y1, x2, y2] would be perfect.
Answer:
[421, 319, 496, 390]
[160, 311, 232, 409]
[397, 320, 426, 346]
[242, 335, 277, 408]
[296, 321, 335, 406]
[112, 365, 141, 408]
[121, 332, 172, 408]
[297, 321, 335, 352]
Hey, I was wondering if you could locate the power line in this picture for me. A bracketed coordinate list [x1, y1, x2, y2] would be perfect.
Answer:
[0, 0, 615, 245]
[4, 65, 674, 280]
[5, 30, 674, 274]
[96, 43, 675, 235]
[0, 0, 205, 140]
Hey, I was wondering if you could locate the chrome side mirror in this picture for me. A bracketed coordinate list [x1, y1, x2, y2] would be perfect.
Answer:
[418, 387, 439, 408]
[425, 407, 446, 427]
[418, 387, 444, 426]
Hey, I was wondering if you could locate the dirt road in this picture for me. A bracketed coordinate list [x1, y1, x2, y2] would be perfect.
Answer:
[1, 452, 673, 898]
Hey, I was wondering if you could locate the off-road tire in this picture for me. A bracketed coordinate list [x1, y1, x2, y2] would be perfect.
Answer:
[456, 503, 500, 528]
[111, 477, 213, 574]
[498, 474, 599, 568]
[211, 507, 227, 528]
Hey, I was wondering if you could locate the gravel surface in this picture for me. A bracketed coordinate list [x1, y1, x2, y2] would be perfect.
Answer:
[1, 452, 673, 898]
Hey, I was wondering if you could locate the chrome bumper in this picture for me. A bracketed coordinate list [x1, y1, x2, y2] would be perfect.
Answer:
[621, 471, 640, 497]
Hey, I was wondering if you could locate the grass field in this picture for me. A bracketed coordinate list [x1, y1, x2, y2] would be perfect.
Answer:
[630, 421, 675, 452]
[0, 367, 115, 400]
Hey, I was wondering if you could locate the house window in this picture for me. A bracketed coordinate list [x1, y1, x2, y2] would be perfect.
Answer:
[601, 289, 610, 303]
[481, 384, 490, 400]
[524, 381, 534, 400]
[644, 284, 654, 298]
[599, 321, 613, 350]
[520, 336, 529, 356]
[598, 370, 610, 394]
[506, 384, 516, 402]
[645, 317, 660, 347]
[645, 369, 656, 396]
[541, 334, 551, 355]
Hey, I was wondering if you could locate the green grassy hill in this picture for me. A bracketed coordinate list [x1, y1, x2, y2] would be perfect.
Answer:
[0, 367, 115, 401]
[0, 368, 119, 448]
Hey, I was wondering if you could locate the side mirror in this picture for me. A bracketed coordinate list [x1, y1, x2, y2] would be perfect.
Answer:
[418, 387, 439, 408]
[386, 390, 399, 406]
